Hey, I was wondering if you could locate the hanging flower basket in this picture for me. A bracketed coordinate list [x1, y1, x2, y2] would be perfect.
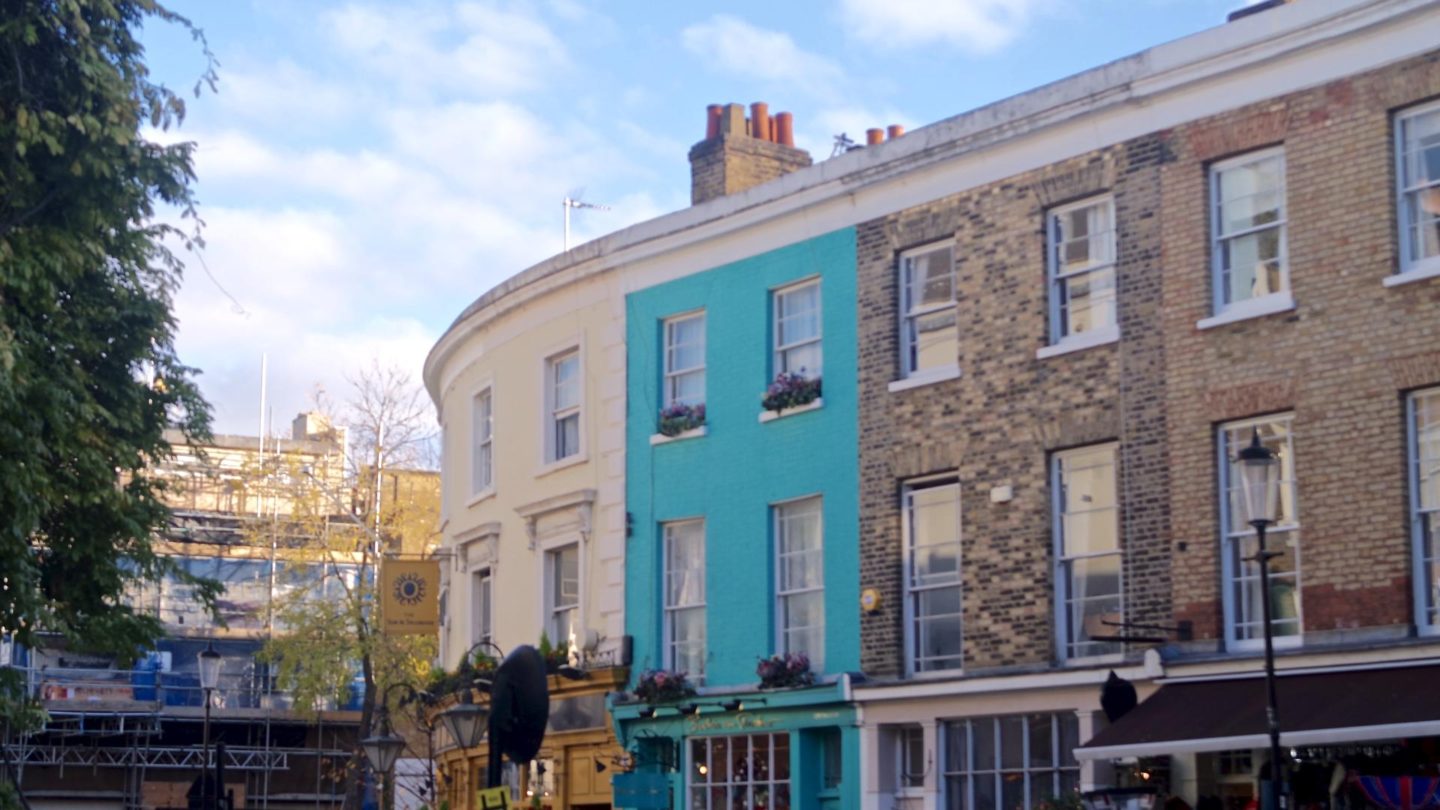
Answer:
[538, 632, 571, 674]
[634, 669, 696, 705]
[658, 402, 706, 437]
[424, 649, 499, 697]
[761, 373, 821, 414]
[756, 653, 815, 690]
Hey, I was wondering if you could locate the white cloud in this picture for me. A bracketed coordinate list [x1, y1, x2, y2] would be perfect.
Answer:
[840, 0, 1045, 55]
[325, 1, 570, 97]
[159, 2, 668, 434]
[216, 60, 361, 128]
[682, 15, 845, 99]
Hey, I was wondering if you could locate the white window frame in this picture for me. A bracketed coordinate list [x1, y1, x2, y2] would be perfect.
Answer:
[1044, 195, 1119, 352]
[686, 734, 791, 810]
[902, 478, 964, 676]
[1218, 413, 1303, 651]
[543, 543, 580, 647]
[663, 519, 707, 679]
[897, 241, 959, 382]
[941, 715, 1080, 810]
[472, 567, 493, 647]
[543, 348, 582, 465]
[772, 278, 822, 379]
[1052, 443, 1124, 663]
[774, 495, 824, 672]
[663, 311, 706, 408]
[1392, 101, 1440, 286]
[1205, 147, 1292, 326]
[1409, 387, 1440, 634]
[895, 724, 926, 795]
[470, 386, 494, 499]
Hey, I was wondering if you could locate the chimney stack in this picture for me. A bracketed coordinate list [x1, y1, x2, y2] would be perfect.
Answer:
[689, 102, 812, 206]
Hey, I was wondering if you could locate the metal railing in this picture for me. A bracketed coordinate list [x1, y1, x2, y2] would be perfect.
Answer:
[24, 664, 366, 715]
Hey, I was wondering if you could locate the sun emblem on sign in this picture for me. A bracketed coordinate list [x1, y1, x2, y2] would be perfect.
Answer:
[393, 572, 426, 606]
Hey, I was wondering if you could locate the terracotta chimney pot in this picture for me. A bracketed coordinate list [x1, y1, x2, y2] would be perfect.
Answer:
[776, 112, 795, 147]
[706, 105, 723, 139]
[866, 128, 884, 146]
[887, 124, 905, 140]
[751, 102, 771, 141]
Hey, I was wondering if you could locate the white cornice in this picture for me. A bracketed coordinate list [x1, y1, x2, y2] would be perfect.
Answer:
[425, 0, 1438, 404]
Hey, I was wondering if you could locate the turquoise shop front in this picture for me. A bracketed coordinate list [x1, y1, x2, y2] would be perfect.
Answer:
[610, 677, 860, 810]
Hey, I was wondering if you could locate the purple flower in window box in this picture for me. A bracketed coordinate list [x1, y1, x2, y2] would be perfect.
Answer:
[760, 372, 821, 414]
[755, 653, 815, 689]
[634, 668, 696, 705]
[658, 401, 706, 437]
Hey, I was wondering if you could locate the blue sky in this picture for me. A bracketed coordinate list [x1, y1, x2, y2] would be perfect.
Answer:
[142, 0, 1246, 436]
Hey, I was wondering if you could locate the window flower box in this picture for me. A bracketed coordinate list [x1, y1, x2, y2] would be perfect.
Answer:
[756, 652, 815, 690]
[658, 402, 706, 437]
[634, 668, 697, 705]
[761, 373, 821, 414]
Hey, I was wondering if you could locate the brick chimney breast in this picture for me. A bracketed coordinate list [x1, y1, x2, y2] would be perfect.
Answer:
[689, 102, 813, 206]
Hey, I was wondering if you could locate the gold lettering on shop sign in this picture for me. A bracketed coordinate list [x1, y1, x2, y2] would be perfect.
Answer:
[686, 714, 778, 733]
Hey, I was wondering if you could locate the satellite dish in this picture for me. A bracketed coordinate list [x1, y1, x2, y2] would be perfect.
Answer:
[485, 645, 551, 787]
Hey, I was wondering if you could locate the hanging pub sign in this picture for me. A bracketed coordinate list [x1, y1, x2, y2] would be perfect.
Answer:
[379, 559, 440, 636]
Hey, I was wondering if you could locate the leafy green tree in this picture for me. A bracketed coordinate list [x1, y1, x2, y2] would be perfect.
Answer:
[0, 0, 217, 731]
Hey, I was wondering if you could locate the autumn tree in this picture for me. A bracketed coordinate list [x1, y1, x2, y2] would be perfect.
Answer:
[261, 364, 438, 810]
[0, 0, 218, 754]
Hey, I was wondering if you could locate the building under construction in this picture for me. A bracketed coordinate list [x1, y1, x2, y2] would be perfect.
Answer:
[3, 413, 385, 810]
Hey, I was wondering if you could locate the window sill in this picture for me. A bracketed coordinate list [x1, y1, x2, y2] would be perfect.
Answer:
[1196, 291, 1295, 331]
[465, 488, 496, 508]
[1228, 634, 1303, 654]
[535, 453, 588, 478]
[888, 365, 961, 393]
[649, 426, 707, 445]
[1035, 325, 1120, 360]
[758, 398, 823, 423]
[1383, 263, 1440, 288]
[904, 665, 964, 681]
[1060, 652, 1126, 668]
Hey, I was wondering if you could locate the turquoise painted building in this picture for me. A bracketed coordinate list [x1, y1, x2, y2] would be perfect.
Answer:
[614, 228, 860, 810]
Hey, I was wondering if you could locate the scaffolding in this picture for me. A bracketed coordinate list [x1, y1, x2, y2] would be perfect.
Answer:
[0, 423, 372, 810]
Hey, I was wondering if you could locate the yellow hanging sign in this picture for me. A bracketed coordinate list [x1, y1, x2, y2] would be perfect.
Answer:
[477, 787, 512, 810]
[379, 559, 440, 636]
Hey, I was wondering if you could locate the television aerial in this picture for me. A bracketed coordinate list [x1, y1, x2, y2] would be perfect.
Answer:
[563, 189, 611, 251]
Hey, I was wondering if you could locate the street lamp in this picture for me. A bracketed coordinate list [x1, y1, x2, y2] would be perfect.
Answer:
[365, 681, 453, 810]
[1236, 428, 1285, 810]
[438, 691, 490, 750]
[197, 642, 222, 810]
[362, 708, 409, 808]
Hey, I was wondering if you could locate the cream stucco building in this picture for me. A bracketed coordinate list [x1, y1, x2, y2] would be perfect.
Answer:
[427, 276, 630, 669]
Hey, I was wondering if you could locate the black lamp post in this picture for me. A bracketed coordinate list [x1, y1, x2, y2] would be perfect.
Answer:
[361, 705, 408, 810]
[197, 642, 222, 810]
[1236, 428, 1285, 810]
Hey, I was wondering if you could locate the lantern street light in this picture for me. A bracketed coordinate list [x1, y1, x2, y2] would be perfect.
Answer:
[197, 642, 223, 810]
[438, 640, 502, 751]
[363, 682, 451, 810]
[361, 712, 408, 806]
[1236, 428, 1286, 810]
[438, 692, 490, 750]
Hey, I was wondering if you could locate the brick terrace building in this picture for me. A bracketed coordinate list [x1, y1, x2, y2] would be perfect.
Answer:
[848, 2, 1440, 809]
